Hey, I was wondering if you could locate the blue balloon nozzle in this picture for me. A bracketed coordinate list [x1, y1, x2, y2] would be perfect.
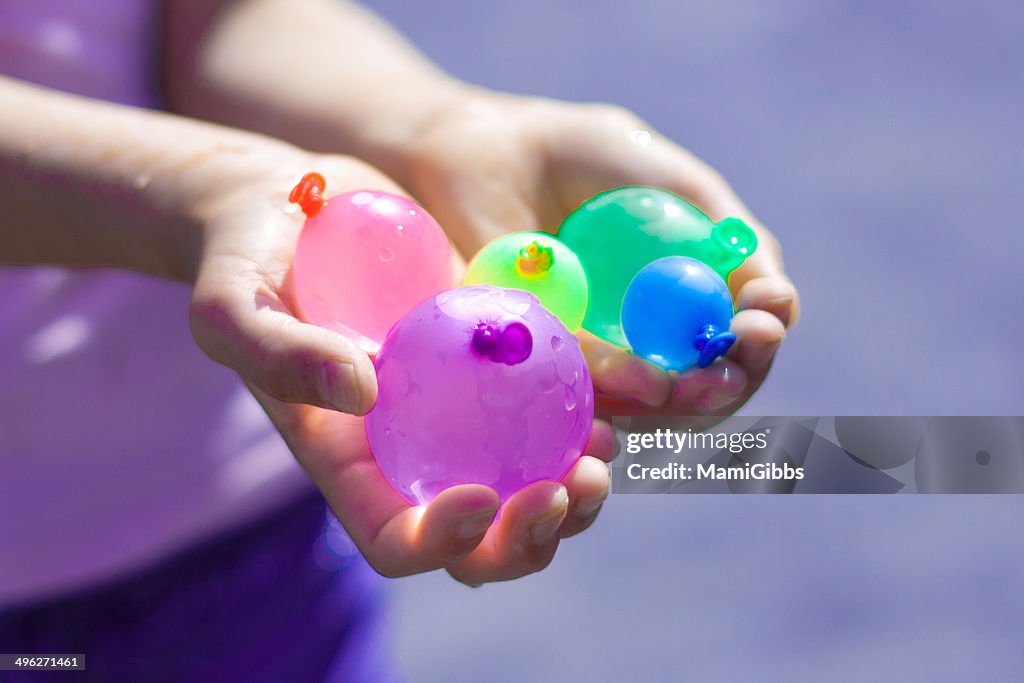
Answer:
[692, 324, 736, 368]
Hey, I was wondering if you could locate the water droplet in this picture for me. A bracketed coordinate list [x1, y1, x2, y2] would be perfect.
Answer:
[564, 386, 577, 411]
[628, 128, 652, 149]
[379, 246, 394, 262]
[538, 361, 560, 393]
[396, 224, 406, 235]
[551, 335, 564, 351]
[556, 358, 577, 385]
[409, 209, 417, 216]
[133, 173, 151, 190]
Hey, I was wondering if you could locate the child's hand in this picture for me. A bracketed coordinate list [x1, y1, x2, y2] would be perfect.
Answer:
[251, 386, 617, 584]
[186, 154, 395, 415]
[406, 91, 800, 419]
[187, 154, 618, 583]
[3, 77, 618, 584]
[0, 77, 382, 417]
[165, 0, 794, 419]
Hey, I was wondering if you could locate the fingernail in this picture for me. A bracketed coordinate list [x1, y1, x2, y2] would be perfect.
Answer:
[528, 511, 564, 544]
[761, 295, 794, 307]
[697, 387, 744, 414]
[319, 361, 360, 413]
[529, 488, 568, 544]
[574, 492, 607, 518]
[738, 283, 792, 307]
[745, 340, 782, 372]
[454, 509, 496, 539]
[750, 295, 793, 327]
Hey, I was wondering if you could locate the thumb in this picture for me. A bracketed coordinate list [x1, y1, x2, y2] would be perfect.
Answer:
[189, 252, 378, 415]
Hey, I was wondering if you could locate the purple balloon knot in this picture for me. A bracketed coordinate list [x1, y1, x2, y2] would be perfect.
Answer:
[472, 321, 533, 365]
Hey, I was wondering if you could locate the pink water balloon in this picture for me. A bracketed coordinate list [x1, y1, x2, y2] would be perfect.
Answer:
[365, 286, 594, 505]
[290, 173, 453, 352]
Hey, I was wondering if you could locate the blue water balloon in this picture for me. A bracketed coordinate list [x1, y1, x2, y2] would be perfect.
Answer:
[622, 256, 736, 371]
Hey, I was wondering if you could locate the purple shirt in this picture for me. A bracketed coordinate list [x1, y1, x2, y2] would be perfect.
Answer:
[0, 0, 312, 606]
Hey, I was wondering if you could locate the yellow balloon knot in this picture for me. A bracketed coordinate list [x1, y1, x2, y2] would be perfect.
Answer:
[516, 241, 554, 277]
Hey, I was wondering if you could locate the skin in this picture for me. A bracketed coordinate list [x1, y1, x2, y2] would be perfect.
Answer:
[163, 0, 800, 423]
[165, 0, 801, 578]
[0, 76, 612, 585]
[2, 0, 800, 585]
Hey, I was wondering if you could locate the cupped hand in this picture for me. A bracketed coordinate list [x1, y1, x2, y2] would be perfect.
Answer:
[251, 386, 617, 584]
[183, 149, 617, 583]
[407, 91, 799, 420]
[186, 152, 392, 415]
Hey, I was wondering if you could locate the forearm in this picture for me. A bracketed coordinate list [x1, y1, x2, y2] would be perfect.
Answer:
[0, 76, 304, 281]
[163, 0, 467, 190]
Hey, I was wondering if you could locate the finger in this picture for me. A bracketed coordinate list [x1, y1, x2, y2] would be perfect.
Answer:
[191, 253, 378, 414]
[667, 359, 749, 415]
[596, 357, 747, 418]
[636, 139, 798, 303]
[346, 482, 500, 578]
[642, 180, 800, 330]
[446, 481, 568, 585]
[585, 419, 619, 463]
[579, 331, 671, 408]
[250, 391, 503, 578]
[394, 484, 500, 567]
[728, 308, 786, 375]
[559, 456, 611, 538]
[547, 112, 800, 327]
[549, 108, 745, 227]
[735, 275, 800, 329]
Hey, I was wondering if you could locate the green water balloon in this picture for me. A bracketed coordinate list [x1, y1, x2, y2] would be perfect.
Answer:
[463, 231, 589, 332]
[557, 186, 757, 347]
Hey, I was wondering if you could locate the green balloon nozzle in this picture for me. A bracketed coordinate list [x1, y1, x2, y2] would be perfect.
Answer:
[710, 217, 758, 276]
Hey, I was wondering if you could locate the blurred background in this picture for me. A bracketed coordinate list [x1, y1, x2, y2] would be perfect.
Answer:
[361, 0, 1024, 679]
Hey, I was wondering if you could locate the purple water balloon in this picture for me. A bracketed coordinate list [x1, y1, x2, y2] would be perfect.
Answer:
[365, 286, 594, 505]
